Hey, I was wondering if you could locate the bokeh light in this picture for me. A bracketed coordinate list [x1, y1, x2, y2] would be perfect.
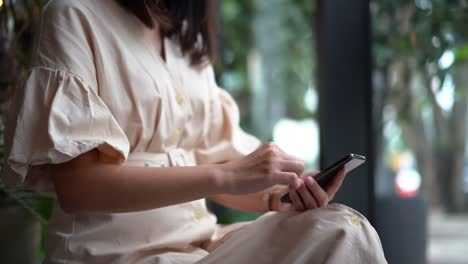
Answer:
[273, 118, 319, 163]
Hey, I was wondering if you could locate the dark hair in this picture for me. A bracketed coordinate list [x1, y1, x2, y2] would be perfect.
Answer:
[116, 0, 218, 66]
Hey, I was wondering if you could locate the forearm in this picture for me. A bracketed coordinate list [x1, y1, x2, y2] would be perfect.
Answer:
[209, 190, 271, 213]
[210, 184, 292, 213]
[49, 143, 304, 214]
[50, 153, 225, 214]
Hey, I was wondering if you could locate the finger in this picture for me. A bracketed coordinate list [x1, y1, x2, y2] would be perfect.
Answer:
[301, 170, 320, 179]
[274, 148, 303, 164]
[304, 177, 329, 207]
[326, 166, 346, 200]
[280, 151, 301, 161]
[272, 144, 288, 155]
[274, 172, 301, 189]
[297, 180, 318, 209]
[270, 186, 294, 212]
[289, 184, 305, 211]
[280, 159, 305, 175]
[276, 201, 295, 212]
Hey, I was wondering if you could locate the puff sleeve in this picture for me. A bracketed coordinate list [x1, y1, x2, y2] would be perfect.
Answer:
[4, 1, 129, 194]
[195, 83, 261, 164]
[216, 87, 262, 156]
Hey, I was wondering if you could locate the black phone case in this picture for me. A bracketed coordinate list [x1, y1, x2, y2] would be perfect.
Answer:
[280, 154, 364, 203]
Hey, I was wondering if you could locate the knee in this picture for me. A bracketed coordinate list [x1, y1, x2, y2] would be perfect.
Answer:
[296, 203, 387, 263]
[323, 204, 387, 262]
[278, 203, 372, 236]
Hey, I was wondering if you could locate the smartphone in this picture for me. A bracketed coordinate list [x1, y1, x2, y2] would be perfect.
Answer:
[280, 153, 366, 203]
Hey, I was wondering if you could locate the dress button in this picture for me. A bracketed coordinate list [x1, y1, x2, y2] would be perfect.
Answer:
[350, 215, 362, 225]
[174, 129, 182, 139]
[194, 209, 205, 220]
[176, 94, 184, 105]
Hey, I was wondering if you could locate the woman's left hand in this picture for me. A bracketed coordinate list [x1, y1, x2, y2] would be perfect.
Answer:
[269, 167, 347, 212]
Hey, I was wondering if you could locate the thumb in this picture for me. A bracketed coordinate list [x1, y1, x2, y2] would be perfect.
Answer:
[275, 202, 294, 212]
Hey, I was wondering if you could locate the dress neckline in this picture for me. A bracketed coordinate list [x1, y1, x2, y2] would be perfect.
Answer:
[140, 24, 169, 67]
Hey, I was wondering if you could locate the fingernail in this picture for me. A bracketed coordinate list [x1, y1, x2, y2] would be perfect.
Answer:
[298, 180, 304, 189]
[293, 179, 301, 189]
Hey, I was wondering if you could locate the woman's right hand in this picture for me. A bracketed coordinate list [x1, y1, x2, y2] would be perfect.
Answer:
[218, 142, 305, 195]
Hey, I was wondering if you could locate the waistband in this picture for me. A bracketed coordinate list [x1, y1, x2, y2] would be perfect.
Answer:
[126, 149, 197, 167]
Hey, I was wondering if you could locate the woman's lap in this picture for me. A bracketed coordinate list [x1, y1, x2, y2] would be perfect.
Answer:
[132, 203, 387, 264]
[196, 203, 387, 264]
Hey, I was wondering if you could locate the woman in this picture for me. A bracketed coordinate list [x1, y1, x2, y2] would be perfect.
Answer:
[5, 0, 387, 263]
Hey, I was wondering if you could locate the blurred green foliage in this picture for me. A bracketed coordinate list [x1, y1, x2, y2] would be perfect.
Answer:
[372, 0, 468, 212]
[216, 0, 316, 134]
[214, 0, 316, 222]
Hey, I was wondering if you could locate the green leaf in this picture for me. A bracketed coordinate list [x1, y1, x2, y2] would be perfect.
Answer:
[455, 45, 468, 64]
[0, 178, 54, 225]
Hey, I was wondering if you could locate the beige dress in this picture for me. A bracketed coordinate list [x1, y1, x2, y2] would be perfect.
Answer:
[4, 0, 387, 263]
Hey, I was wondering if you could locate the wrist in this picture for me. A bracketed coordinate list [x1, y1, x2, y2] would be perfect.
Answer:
[209, 163, 233, 194]
[261, 189, 273, 212]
